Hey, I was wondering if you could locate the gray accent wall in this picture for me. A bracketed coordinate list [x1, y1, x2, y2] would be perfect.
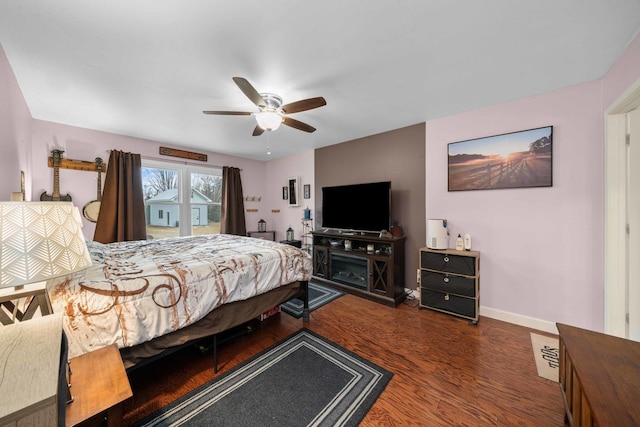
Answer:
[314, 122, 426, 291]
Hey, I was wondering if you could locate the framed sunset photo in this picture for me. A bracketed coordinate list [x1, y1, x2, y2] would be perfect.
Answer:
[448, 126, 553, 191]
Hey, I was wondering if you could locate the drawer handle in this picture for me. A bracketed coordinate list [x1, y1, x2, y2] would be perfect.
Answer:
[443, 256, 450, 263]
[443, 276, 450, 283]
[444, 294, 450, 301]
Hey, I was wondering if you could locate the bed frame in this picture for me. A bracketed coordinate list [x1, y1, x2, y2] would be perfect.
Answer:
[121, 280, 309, 372]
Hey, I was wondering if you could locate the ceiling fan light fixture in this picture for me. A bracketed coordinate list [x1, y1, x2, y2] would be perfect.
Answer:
[255, 111, 283, 131]
[204, 78, 325, 135]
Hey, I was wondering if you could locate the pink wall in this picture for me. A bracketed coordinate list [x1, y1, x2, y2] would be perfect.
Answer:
[27, 118, 316, 242]
[264, 150, 315, 242]
[425, 31, 640, 332]
[0, 44, 32, 200]
[30, 119, 267, 239]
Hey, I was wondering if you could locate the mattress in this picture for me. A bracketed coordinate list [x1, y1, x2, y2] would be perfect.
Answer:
[46, 234, 312, 358]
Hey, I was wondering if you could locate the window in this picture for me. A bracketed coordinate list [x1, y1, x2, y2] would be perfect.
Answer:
[142, 160, 222, 239]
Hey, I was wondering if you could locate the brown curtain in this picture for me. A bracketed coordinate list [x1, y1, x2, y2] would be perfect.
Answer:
[220, 166, 246, 236]
[94, 150, 147, 243]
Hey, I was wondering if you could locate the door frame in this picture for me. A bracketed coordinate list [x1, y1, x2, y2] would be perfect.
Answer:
[605, 78, 640, 337]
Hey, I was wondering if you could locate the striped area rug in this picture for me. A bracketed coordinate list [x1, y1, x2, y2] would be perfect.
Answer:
[133, 329, 392, 427]
[280, 281, 344, 318]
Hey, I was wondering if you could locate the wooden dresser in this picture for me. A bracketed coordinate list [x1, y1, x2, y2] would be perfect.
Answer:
[557, 323, 640, 426]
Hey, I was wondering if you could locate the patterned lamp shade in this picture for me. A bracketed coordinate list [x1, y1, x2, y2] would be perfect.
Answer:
[0, 202, 92, 288]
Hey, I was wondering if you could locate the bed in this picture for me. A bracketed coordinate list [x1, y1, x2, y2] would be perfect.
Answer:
[45, 234, 312, 369]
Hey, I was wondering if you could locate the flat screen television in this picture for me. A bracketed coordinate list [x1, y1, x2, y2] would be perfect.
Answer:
[321, 181, 391, 232]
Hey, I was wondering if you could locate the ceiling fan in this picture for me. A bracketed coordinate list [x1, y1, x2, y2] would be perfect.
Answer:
[203, 77, 326, 136]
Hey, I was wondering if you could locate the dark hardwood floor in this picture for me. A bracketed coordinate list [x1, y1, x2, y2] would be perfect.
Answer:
[123, 293, 567, 426]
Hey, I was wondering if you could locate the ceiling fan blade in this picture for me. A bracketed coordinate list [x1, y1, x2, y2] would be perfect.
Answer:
[282, 116, 316, 133]
[280, 97, 327, 114]
[202, 111, 253, 115]
[252, 124, 265, 136]
[232, 77, 266, 109]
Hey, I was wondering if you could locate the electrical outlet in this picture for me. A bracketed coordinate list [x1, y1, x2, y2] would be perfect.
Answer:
[416, 268, 421, 284]
[405, 287, 420, 300]
[404, 287, 420, 299]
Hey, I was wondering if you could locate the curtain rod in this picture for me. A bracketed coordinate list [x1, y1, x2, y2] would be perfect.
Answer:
[106, 150, 241, 170]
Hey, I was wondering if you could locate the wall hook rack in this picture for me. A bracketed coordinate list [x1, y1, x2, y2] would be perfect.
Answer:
[47, 156, 106, 172]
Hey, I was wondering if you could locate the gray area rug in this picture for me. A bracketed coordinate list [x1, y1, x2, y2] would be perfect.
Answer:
[134, 329, 392, 427]
[280, 281, 344, 318]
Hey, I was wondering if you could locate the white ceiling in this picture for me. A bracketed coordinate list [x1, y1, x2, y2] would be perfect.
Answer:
[1, 1, 639, 161]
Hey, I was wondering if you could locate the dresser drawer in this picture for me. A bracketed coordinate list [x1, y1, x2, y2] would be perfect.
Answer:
[421, 271, 476, 297]
[420, 289, 476, 319]
[420, 251, 476, 276]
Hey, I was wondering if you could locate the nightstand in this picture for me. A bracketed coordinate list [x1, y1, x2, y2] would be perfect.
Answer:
[247, 230, 275, 241]
[419, 247, 480, 323]
[0, 313, 65, 426]
[280, 239, 302, 248]
[65, 344, 132, 427]
[0, 281, 51, 325]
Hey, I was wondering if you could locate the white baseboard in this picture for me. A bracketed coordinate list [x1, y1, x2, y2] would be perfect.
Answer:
[405, 288, 557, 335]
[480, 306, 558, 335]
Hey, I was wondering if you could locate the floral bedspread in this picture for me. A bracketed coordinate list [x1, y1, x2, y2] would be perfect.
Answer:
[46, 234, 312, 358]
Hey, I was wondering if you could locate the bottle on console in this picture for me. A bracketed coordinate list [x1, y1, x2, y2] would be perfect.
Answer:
[464, 234, 472, 251]
[455, 234, 464, 251]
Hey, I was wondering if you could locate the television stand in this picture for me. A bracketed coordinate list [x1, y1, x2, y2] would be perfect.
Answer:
[311, 230, 405, 307]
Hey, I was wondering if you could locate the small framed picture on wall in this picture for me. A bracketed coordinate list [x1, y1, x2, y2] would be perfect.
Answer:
[303, 184, 311, 199]
[288, 177, 300, 206]
[282, 186, 288, 200]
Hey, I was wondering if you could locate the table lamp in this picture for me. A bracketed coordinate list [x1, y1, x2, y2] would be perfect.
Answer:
[0, 202, 91, 320]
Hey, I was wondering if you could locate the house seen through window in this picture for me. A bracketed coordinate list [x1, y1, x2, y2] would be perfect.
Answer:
[142, 160, 222, 238]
